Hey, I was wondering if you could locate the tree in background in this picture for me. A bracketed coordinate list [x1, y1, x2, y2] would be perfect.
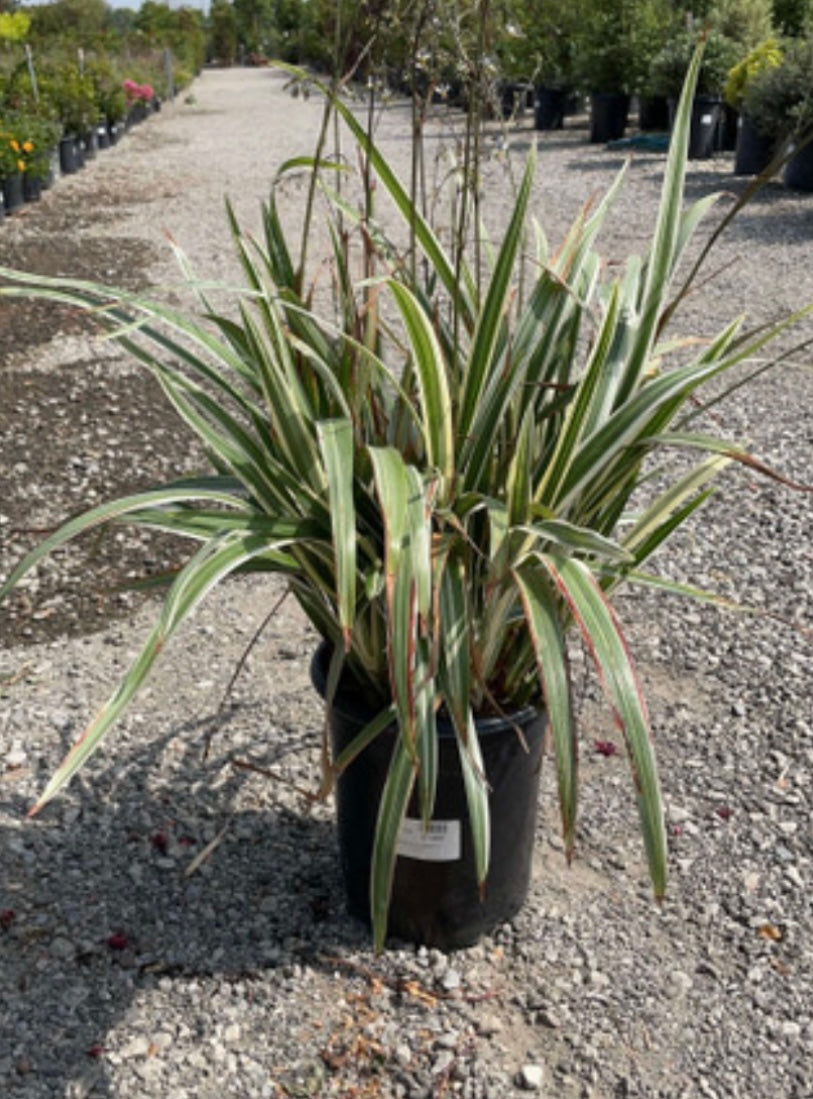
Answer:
[210, 0, 238, 64]
[26, 0, 110, 43]
[771, 0, 813, 33]
[233, 0, 273, 58]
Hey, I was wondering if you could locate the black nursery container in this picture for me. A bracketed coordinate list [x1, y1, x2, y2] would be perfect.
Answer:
[59, 135, 81, 174]
[1, 173, 24, 214]
[670, 95, 721, 159]
[534, 86, 566, 131]
[734, 114, 776, 176]
[589, 92, 630, 144]
[312, 644, 546, 950]
[784, 139, 813, 192]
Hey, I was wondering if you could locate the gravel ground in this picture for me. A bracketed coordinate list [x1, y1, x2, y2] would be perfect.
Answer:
[1, 67, 812, 1099]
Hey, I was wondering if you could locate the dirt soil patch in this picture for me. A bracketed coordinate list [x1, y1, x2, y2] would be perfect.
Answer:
[1, 178, 202, 648]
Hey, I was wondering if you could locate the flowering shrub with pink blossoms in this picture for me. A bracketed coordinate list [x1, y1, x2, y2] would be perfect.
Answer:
[123, 79, 155, 104]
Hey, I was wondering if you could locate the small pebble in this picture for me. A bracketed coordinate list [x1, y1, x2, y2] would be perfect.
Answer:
[518, 1064, 545, 1091]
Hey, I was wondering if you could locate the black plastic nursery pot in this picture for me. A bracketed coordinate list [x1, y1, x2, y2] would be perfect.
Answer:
[59, 135, 81, 175]
[716, 104, 738, 152]
[81, 129, 98, 160]
[783, 139, 813, 192]
[1, 172, 24, 215]
[637, 94, 670, 132]
[498, 82, 529, 119]
[311, 644, 546, 950]
[734, 113, 777, 177]
[589, 92, 630, 144]
[670, 95, 721, 159]
[534, 86, 566, 131]
[22, 173, 42, 202]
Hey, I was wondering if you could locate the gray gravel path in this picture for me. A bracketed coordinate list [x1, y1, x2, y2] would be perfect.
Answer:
[1, 67, 812, 1099]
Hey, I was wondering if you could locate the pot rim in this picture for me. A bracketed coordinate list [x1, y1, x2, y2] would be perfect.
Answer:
[310, 640, 542, 738]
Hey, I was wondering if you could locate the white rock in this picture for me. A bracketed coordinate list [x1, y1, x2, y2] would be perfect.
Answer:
[120, 1035, 150, 1059]
[518, 1063, 545, 1091]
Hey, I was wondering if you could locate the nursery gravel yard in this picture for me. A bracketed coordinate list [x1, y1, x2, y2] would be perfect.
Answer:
[1, 67, 813, 1099]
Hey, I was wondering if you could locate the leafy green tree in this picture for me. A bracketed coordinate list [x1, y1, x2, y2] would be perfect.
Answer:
[134, 0, 175, 39]
[234, 0, 273, 56]
[210, 0, 238, 64]
[27, 0, 110, 43]
[771, 0, 813, 33]
[711, 0, 775, 50]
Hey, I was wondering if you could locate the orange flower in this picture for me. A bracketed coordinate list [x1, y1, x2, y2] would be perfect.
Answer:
[22, 140, 34, 154]
[9, 138, 20, 152]
[16, 158, 25, 172]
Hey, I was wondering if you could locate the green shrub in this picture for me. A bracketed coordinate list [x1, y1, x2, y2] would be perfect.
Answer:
[650, 29, 740, 97]
[743, 34, 813, 136]
[724, 37, 784, 107]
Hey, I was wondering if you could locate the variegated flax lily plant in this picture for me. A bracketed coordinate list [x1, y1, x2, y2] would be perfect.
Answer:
[1, 45, 810, 949]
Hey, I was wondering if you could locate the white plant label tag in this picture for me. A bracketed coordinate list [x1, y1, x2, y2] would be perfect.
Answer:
[396, 818, 461, 862]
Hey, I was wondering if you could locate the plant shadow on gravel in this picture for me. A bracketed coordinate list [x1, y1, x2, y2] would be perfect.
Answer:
[0, 708, 368, 1098]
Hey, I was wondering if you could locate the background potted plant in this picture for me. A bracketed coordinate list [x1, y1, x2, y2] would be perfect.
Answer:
[494, 0, 579, 129]
[17, 112, 61, 200]
[573, 0, 638, 141]
[724, 37, 784, 173]
[38, 56, 97, 172]
[630, 0, 681, 131]
[742, 34, 813, 188]
[1, 44, 810, 951]
[0, 116, 27, 213]
[710, 0, 777, 147]
[86, 54, 126, 148]
[650, 28, 739, 156]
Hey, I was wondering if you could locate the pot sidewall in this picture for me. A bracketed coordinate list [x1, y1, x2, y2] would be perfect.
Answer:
[312, 643, 545, 949]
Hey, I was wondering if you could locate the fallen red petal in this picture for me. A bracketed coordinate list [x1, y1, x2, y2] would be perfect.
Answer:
[715, 806, 733, 820]
[152, 832, 169, 854]
[107, 932, 129, 950]
[593, 739, 617, 757]
[86, 1045, 104, 1059]
[0, 909, 15, 929]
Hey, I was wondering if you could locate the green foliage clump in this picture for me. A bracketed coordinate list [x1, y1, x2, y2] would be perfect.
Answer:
[724, 36, 783, 106]
[743, 33, 813, 135]
[650, 29, 740, 97]
[712, 0, 776, 51]
[210, 0, 239, 65]
[0, 11, 31, 42]
[772, 0, 813, 36]
[86, 54, 127, 124]
[0, 109, 58, 179]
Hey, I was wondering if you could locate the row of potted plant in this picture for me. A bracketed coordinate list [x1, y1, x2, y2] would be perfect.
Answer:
[0, 77, 160, 220]
[733, 35, 813, 183]
[0, 0, 202, 207]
